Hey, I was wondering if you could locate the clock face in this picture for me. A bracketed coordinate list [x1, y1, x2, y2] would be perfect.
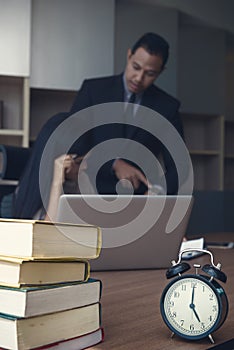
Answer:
[160, 275, 221, 339]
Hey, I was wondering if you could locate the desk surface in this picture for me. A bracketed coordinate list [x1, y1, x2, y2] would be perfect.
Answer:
[91, 238, 234, 350]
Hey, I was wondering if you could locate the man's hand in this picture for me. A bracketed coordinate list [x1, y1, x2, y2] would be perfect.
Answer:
[112, 158, 150, 190]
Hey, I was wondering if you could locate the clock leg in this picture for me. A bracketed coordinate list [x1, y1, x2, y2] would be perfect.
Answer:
[208, 334, 215, 344]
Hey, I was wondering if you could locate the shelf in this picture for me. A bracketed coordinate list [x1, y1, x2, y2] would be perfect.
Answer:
[224, 161, 234, 189]
[30, 88, 76, 140]
[0, 179, 18, 186]
[225, 154, 234, 159]
[0, 129, 25, 136]
[0, 76, 30, 147]
[181, 113, 224, 191]
[189, 150, 221, 156]
[224, 120, 234, 190]
[224, 120, 234, 156]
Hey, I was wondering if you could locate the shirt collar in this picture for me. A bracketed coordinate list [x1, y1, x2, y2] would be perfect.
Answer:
[123, 74, 143, 104]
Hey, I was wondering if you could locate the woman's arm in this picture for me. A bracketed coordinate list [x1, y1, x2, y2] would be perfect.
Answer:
[44, 154, 78, 221]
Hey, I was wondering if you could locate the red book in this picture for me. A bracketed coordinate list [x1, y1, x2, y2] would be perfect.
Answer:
[33, 328, 104, 350]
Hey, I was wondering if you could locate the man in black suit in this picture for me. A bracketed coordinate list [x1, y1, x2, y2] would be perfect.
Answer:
[13, 32, 184, 219]
[69, 32, 183, 195]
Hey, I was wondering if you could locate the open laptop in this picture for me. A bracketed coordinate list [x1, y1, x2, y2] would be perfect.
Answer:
[57, 195, 193, 270]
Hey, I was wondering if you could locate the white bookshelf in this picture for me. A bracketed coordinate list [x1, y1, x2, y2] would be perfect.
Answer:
[0, 76, 30, 147]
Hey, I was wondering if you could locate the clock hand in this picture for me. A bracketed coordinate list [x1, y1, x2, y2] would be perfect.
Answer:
[191, 285, 195, 304]
[190, 304, 201, 322]
[189, 285, 201, 322]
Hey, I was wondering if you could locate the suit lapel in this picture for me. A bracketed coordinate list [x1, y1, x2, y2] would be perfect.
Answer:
[141, 85, 158, 110]
[108, 74, 126, 137]
[107, 74, 125, 103]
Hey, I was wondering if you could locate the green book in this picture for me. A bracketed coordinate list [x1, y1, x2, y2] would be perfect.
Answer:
[0, 278, 102, 317]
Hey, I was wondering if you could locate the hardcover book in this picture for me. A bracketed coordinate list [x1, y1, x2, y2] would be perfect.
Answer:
[0, 303, 100, 350]
[0, 219, 101, 259]
[0, 256, 90, 287]
[34, 328, 104, 350]
[0, 278, 101, 317]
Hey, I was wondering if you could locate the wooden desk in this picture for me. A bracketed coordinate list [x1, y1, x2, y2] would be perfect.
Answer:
[92, 244, 234, 350]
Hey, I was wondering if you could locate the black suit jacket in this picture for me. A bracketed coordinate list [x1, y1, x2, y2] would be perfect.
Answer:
[13, 74, 183, 219]
[70, 74, 183, 195]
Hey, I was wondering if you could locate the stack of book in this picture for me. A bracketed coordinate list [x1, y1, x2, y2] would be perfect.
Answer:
[0, 219, 103, 350]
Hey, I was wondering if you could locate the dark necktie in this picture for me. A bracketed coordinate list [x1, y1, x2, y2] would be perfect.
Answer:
[127, 93, 136, 114]
[124, 93, 136, 137]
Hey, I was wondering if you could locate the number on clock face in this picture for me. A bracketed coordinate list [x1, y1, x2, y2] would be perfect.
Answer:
[162, 276, 220, 337]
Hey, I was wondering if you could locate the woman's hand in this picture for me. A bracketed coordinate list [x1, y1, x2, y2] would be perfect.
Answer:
[53, 154, 83, 183]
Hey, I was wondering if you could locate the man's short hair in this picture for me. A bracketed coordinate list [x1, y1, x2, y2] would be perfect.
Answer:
[131, 32, 169, 68]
